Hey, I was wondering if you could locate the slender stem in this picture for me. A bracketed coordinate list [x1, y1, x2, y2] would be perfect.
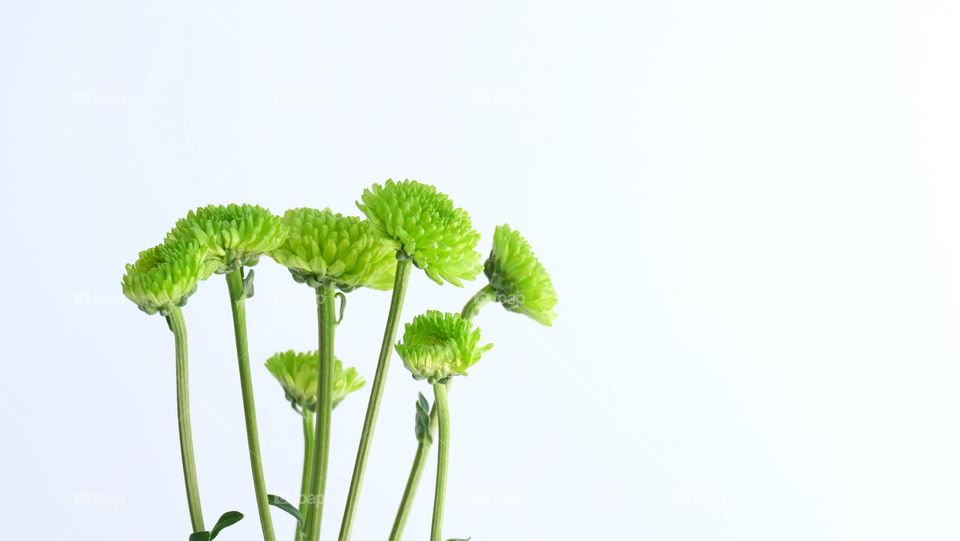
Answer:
[430, 383, 450, 541]
[296, 410, 315, 541]
[226, 269, 276, 541]
[387, 437, 431, 540]
[337, 258, 413, 541]
[304, 285, 337, 541]
[167, 306, 205, 533]
[387, 286, 495, 540]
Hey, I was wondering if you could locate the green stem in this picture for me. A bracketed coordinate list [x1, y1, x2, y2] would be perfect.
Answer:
[304, 285, 337, 541]
[337, 258, 413, 541]
[460, 284, 497, 321]
[226, 269, 276, 541]
[387, 286, 495, 541]
[167, 306, 205, 533]
[296, 410, 315, 541]
[430, 383, 450, 541]
[387, 435, 431, 540]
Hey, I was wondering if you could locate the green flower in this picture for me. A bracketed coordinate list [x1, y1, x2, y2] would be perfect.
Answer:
[395, 311, 493, 384]
[265, 350, 366, 411]
[166, 204, 287, 273]
[269, 208, 396, 292]
[484, 225, 558, 326]
[121, 241, 211, 315]
[357, 179, 482, 286]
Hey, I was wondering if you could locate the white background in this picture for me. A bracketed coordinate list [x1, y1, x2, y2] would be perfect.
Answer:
[2, 0, 960, 539]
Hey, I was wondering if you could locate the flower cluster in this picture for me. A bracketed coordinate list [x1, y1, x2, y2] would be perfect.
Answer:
[357, 179, 482, 286]
[121, 241, 211, 315]
[265, 350, 366, 412]
[483, 224, 558, 326]
[166, 204, 287, 273]
[269, 208, 396, 292]
[120, 183, 559, 541]
[395, 311, 493, 384]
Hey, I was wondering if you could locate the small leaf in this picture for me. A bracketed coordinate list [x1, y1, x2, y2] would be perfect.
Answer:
[268, 494, 303, 524]
[242, 269, 256, 299]
[209, 511, 244, 539]
[417, 392, 430, 413]
[188, 532, 210, 541]
[335, 292, 347, 324]
[446, 538, 472, 541]
[415, 392, 433, 444]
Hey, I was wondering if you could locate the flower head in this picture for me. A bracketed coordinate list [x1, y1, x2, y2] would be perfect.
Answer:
[166, 204, 287, 273]
[395, 311, 493, 384]
[269, 208, 396, 292]
[265, 350, 366, 411]
[357, 179, 482, 286]
[121, 241, 211, 315]
[484, 225, 557, 326]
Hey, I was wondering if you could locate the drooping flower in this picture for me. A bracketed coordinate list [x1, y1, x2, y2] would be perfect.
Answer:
[357, 179, 482, 286]
[483, 224, 558, 326]
[121, 241, 211, 315]
[395, 311, 493, 384]
[269, 208, 396, 292]
[166, 204, 287, 273]
[265, 350, 366, 411]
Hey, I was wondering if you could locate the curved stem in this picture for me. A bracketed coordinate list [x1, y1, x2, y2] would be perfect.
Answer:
[304, 285, 337, 541]
[337, 258, 413, 541]
[460, 284, 497, 321]
[167, 306, 205, 533]
[387, 286, 495, 540]
[430, 383, 450, 541]
[226, 269, 276, 541]
[296, 410, 315, 541]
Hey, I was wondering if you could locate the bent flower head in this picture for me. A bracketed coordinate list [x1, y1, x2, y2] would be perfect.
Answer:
[269, 208, 396, 292]
[166, 204, 287, 273]
[484, 224, 558, 326]
[395, 310, 492, 384]
[357, 179, 482, 286]
[121, 241, 210, 315]
[265, 350, 366, 412]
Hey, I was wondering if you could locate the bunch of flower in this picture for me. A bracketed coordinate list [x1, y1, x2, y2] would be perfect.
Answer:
[120, 181, 556, 541]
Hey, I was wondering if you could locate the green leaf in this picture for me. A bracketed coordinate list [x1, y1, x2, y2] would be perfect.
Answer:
[188, 532, 210, 541]
[335, 291, 347, 324]
[209, 511, 244, 539]
[447, 538, 472, 540]
[415, 392, 432, 444]
[268, 494, 303, 524]
[242, 268, 256, 299]
[417, 392, 430, 413]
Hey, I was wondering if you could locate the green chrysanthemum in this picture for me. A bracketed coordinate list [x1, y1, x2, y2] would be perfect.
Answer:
[357, 179, 482, 286]
[395, 311, 493, 384]
[121, 241, 211, 315]
[269, 208, 396, 292]
[166, 204, 287, 273]
[265, 350, 366, 411]
[484, 224, 558, 326]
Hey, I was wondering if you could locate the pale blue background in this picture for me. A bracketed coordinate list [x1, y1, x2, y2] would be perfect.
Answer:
[1, 0, 959, 539]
